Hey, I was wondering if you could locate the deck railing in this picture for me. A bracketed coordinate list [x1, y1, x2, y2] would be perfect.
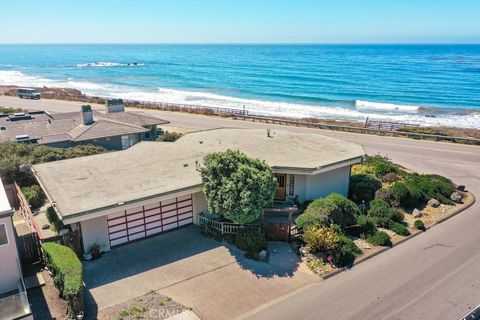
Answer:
[198, 214, 261, 235]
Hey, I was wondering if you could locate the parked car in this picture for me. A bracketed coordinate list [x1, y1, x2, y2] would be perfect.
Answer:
[17, 88, 41, 99]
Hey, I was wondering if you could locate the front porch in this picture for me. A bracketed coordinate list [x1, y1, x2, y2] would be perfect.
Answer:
[198, 204, 300, 242]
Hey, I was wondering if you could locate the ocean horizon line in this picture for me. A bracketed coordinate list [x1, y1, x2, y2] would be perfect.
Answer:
[1, 42, 480, 46]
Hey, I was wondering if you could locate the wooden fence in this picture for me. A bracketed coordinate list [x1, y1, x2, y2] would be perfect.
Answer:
[365, 118, 420, 131]
[16, 232, 41, 265]
[44, 93, 249, 117]
[15, 182, 43, 238]
[233, 114, 480, 145]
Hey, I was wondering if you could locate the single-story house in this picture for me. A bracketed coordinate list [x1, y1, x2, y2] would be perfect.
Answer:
[0, 179, 32, 320]
[0, 99, 169, 150]
[32, 128, 365, 253]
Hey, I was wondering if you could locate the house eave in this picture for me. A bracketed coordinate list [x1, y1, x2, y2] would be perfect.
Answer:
[272, 155, 364, 175]
[60, 184, 204, 225]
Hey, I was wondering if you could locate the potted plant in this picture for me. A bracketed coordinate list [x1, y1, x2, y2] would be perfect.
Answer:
[90, 243, 101, 259]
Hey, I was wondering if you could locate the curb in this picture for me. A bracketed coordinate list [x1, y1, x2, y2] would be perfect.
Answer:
[321, 192, 476, 280]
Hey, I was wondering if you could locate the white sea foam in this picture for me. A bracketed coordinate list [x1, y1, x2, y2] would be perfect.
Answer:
[0, 70, 479, 129]
[355, 100, 420, 113]
[76, 62, 145, 67]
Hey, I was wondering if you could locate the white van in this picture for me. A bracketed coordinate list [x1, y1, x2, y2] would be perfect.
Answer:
[17, 88, 41, 99]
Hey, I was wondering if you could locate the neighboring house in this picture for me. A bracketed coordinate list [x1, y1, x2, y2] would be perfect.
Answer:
[32, 128, 365, 253]
[0, 99, 169, 150]
[0, 179, 32, 320]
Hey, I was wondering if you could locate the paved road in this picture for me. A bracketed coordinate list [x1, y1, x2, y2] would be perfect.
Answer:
[2, 96, 480, 320]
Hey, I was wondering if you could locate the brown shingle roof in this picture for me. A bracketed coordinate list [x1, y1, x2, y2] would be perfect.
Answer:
[68, 119, 149, 142]
[0, 111, 168, 144]
[93, 111, 169, 127]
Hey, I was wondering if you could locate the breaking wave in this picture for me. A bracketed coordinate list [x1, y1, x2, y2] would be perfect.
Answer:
[355, 100, 420, 113]
[1, 69, 479, 129]
[76, 62, 145, 67]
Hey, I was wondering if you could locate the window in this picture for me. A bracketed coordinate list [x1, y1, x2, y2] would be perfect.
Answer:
[289, 174, 295, 197]
[0, 223, 8, 246]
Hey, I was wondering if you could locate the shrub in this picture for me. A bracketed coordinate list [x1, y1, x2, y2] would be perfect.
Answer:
[388, 221, 411, 236]
[375, 162, 396, 177]
[374, 188, 400, 208]
[303, 193, 360, 229]
[349, 174, 382, 203]
[42, 243, 83, 315]
[201, 150, 276, 224]
[414, 219, 426, 231]
[410, 174, 455, 205]
[234, 228, 268, 254]
[22, 184, 45, 210]
[31, 144, 106, 163]
[331, 234, 362, 267]
[302, 226, 340, 253]
[295, 212, 328, 231]
[363, 155, 398, 177]
[367, 199, 405, 228]
[156, 132, 182, 142]
[391, 174, 455, 208]
[0, 142, 106, 184]
[356, 215, 377, 237]
[45, 206, 64, 233]
[367, 231, 392, 246]
[390, 182, 422, 209]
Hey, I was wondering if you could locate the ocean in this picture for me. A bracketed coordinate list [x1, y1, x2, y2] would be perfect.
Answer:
[0, 44, 479, 128]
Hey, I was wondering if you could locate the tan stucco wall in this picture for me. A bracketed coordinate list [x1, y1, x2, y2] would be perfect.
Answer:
[0, 216, 21, 293]
[193, 191, 208, 223]
[81, 215, 110, 253]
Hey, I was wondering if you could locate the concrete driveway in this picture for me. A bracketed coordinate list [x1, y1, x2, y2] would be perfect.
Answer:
[83, 226, 316, 320]
[83, 226, 242, 317]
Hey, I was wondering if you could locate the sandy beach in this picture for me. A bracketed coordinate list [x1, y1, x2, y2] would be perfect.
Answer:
[1, 85, 479, 141]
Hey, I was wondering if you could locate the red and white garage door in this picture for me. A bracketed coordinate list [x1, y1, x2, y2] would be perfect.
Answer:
[107, 194, 194, 248]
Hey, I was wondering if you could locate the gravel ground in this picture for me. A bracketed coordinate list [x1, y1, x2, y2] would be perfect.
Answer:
[98, 290, 188, 320]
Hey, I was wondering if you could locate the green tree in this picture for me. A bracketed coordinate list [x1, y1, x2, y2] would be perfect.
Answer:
[201, 150, 276, 224]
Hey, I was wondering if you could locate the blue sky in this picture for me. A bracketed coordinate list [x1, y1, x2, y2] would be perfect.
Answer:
[1, 0, 479, 43]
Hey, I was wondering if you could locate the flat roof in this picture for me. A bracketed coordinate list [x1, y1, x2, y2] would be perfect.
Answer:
[0, 178, 13, 217]
[33, 128, 365, 221]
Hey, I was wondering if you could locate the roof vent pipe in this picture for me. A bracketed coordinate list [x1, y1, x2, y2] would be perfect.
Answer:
[106, 98, 125, 113]
[81, 105, 94, 125]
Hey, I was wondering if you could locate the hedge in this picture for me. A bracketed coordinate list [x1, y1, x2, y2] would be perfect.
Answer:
[234, 228, 268, 255]
[42, 243, 83, 314]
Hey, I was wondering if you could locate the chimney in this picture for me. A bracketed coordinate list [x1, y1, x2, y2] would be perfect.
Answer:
[106, 98, 125, 113]
[81, 105, 94, 125]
